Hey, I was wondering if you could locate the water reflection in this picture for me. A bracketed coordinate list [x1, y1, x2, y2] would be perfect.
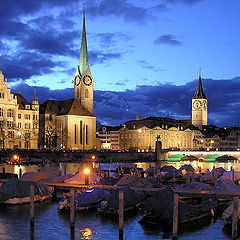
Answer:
[80, 228, 93, 239]
[1, 160, 240, 177]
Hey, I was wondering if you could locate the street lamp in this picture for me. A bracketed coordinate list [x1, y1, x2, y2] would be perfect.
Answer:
[84, 168, 90, 185]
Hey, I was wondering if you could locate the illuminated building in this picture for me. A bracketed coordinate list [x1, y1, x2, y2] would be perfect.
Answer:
[39, 7, 96, 150]
[0, 70, 39, 149]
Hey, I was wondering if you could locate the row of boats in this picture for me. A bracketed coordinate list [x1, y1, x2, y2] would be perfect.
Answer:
[1, 164, 240, 236]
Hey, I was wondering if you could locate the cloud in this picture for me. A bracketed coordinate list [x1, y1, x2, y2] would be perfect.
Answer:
[21, 30, 78, 56]
[155, 34, 182, 46]
[7, 77, 240, 127]
[94, 77, 240, 127]
[164, 0, 204, 5]
[89, 50, 122, 65]
[153, 4, 169, 12]
[96, 32, 134, 48]
[87, 0, 150, 23]
[2, 51, 64, 81]
[137, 60, 156, 70]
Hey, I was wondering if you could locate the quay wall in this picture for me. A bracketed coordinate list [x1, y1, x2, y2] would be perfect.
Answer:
[0, 150, 158, 163]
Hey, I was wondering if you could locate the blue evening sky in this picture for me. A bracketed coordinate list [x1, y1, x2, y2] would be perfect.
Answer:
[0, 0, 240, 126]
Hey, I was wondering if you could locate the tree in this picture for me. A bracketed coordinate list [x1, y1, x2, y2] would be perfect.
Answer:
[39, 116, 67, 150]
[0, 125, 15, 149]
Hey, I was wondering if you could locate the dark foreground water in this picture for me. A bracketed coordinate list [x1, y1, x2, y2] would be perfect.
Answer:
[0, 161, 238, 239]
[0, 202, 232, 240]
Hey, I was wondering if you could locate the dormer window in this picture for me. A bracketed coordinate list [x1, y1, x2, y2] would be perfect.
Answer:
[26, 105, 30, 109]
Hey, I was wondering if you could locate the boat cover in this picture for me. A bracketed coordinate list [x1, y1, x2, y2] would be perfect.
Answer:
[21, 172, 57, 181]
[215, 167, 226, 174]
[115, 175, 154, 188]
[178, 164, 195, 173]
[0, 178, 53, 202]
[222, 200, 240, 221]
[41, 174, 73, 183]
[178, 182, 211, 191]
[64, 170, 101, 185]
[142, 187, 217, 224]
[182, 172, 202, 181]
[0, 173, 18, 179]
[218, 171, 240, 182]
[212, 179, 240, 191]
[108, 187, 145, 208]
[200, 171, 222, 182]
[61, 187, 110, 207]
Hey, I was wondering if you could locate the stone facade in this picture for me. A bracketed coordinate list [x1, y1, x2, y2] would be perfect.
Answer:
[0, 70, 39, 149]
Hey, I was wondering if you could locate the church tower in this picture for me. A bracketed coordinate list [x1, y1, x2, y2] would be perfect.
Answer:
[192, 70, 207, 129]
[74, 7, 93, 114]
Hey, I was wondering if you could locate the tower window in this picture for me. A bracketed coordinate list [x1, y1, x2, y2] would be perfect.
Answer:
[77, 89, 80, 98]
[85, 89, 89, 98]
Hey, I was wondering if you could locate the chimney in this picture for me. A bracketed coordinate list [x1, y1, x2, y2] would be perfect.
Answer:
[136, 114, 139, 120]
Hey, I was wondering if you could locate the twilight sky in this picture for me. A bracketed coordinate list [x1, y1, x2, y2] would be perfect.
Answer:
[0, 0, 240, 127]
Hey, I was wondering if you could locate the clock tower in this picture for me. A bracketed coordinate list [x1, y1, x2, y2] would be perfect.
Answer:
[192, 71, 207, 129]
[74, 7, 93, 114]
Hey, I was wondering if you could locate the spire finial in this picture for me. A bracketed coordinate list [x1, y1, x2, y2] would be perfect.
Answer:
[34, 88, 36, 100]
[199, 67, 202, 78]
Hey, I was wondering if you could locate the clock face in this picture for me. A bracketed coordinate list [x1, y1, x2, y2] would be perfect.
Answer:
[193, 100, 202, 110]
[83, 75, 92, 86]
[74, 75, 81, 86]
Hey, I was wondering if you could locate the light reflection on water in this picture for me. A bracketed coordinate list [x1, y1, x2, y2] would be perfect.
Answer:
[80, 228, 94, 239]
[1, 161, 240, 177]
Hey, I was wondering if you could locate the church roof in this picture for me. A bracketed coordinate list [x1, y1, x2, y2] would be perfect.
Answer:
[193, 75, 207, 99]
[124, 116, 195, 130]
[40, 98, 94, 117]
[78, 7, 89, 77]
[14, 93, 31, 109]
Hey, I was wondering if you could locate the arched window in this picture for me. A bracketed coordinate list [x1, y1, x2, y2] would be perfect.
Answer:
[0, 108, 3, 117]
[76, 89, 80, 98]
[7, 109, 13, 118]
[85, 89, 89, 98]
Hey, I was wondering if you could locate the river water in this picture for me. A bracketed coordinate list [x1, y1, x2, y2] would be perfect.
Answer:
[0, 161, 237, 240]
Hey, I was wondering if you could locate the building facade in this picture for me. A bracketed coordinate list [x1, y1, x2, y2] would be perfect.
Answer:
[97, 126, 121, 150]
[0, 70, 39, 149]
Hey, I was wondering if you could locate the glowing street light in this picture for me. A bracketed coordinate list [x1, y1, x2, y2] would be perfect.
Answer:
[84, 168, 90, 185]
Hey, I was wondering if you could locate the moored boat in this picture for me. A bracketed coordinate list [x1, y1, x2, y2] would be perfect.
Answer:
[139, 187, 217, 228]
[58, 187, 110, 211]
[98, 186, 145, 215]
[0, 178, 54, 204]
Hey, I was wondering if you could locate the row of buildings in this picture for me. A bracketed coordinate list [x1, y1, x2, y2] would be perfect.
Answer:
[0, 8, 239, 151]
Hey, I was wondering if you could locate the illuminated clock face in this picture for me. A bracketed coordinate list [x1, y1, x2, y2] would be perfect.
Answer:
[74, 75, 81, 86]
[83, 75, 92, 86]
[193, 100, 202, 110]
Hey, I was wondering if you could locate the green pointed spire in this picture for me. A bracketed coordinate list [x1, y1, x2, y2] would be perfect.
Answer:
[78, 6, 89, 77]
